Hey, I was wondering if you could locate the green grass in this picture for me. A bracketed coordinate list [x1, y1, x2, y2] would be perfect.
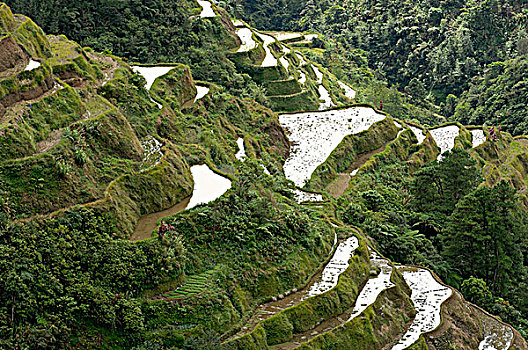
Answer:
[163, 270, 216, 299]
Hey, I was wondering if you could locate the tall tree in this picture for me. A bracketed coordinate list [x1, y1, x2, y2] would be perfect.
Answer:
[442, 181, 526, 294]
[409, 148, 481, 220]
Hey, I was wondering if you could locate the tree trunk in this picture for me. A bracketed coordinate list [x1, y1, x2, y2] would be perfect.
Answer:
[492, 244, 500, 292]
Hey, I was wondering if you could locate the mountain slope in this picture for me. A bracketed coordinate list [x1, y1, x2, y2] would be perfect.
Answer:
[454, 56, 528, 136]
[0, 2, 527, 350]
[225, 0, 527, 101]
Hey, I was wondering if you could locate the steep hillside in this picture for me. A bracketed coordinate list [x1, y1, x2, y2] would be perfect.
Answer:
[225, 0, 528, 100]
[222, 0, 528, 136]
[0, 2, 527, 350]
[3, 0, 447, 127]
[454, 56, 528, 136]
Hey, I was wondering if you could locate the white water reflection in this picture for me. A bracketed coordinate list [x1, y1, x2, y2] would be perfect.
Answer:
[392, 268, 452, 350]
[186, 165, 231, 209]
[259, 162, 271, 175]
[307, 236, 359, 297]
[312, 65, 334, 110]
[132, 66, 174, 91]
[429, 125, 460, 160]
[298, 71, 307, 85]
[338, 81, 356, 99]
[479, 315, 513, 350]
[280, 107, 386, 187]
[408, 125, 426, 144]
[313, 65, 324, 83]
[132, 65, 176, 109]
[296, 53, 307, 66]
[132, 164, 230, 240]
[347, 252, 394, 321]
[279, 56, 290, 72]
[228, 231, 355, 341]
[232, 19, 245, 27]
[236, 28, 257, 52]
[197, 0, 216, 17]
[24, 59, 41, 71]
[194, 86, 210, 103]
[304, 34, 319, 43]
[255, 32, 278, 67]
[272, 32, 303, 42]
[235, 138, 247, 161]
[292, 189, 323, 203]
[140, 137, 163, 169]
[471, 129, 486, 148]
[318, 85, 335, 110]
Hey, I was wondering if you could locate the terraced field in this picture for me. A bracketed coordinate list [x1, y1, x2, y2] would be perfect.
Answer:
[2, 2, 528, 349]
[159, 270, 215, 300]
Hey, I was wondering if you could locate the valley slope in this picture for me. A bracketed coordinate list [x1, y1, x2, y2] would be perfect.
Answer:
[0, 2, 527, 350]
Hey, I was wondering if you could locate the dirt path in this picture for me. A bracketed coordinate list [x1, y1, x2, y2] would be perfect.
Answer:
[325, 143, 390, 198]
[35, 128, 62, 153]
[180, 97, 195, 109]
[131, 197, 191, 241]
[246, 253, 396, 350]
[224, 235, 363, 344]
[86, 53, 121, 88]
[271, 312, 350, 349]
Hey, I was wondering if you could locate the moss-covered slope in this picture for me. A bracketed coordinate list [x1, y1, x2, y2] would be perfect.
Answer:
[0, 2, 527, 350]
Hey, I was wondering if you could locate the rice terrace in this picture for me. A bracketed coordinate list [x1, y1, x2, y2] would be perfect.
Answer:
[0, 0, 528, 349]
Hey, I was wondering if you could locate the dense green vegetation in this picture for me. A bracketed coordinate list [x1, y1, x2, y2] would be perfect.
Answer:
[223, 0, 528, 130]
[5, 0, 205, 62]
[0, 3, 305, 347]
[3, 0, 446, 125]
[6, 0, 528, 130]
[0, 163, 336, 348]
[229, 0, 528, 96]
[2, 0, 528, 349]
[0, 208, 185, 348]
[3, 0, 271, 104]
[0, 3, 361, 348]
[454, 56, 528, 135]
[338, 148, 528, 337]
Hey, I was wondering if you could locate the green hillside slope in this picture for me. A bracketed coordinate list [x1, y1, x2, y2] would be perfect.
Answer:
[0, 2, 527, 350]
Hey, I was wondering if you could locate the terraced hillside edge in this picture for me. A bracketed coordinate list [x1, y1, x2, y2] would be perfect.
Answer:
[1, 1, 528, 349]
